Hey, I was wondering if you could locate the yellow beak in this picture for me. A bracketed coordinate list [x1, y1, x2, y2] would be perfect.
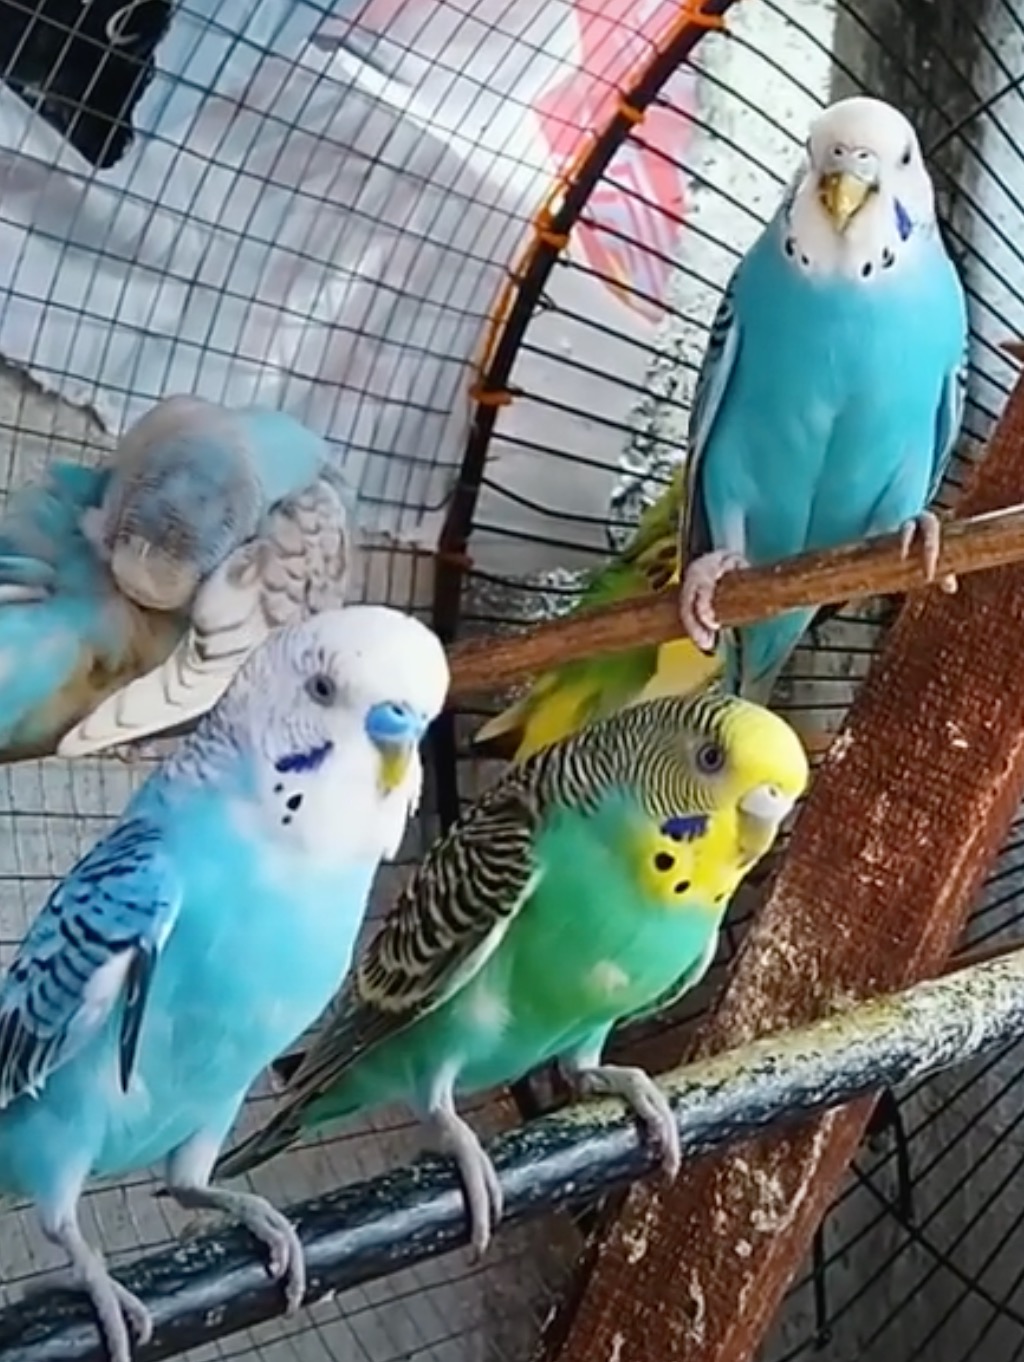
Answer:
[377, 744, 413, 795]
[818, 171, 873, 232]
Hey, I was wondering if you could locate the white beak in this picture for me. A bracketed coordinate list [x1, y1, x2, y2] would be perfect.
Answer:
[738, 783, 797, 826]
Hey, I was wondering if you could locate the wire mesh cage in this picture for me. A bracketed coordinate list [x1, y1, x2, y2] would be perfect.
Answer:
[0, 2, 1023, 1362]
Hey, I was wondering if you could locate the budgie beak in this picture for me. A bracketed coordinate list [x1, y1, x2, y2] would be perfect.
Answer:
[736, 783, 797, 863]
[365, 701, 428, 794]
[818, 171, 874, 232]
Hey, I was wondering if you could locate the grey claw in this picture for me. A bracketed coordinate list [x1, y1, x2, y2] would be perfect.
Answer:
[110, 1280, 154, 1346]
[428, 1104, 502, 1258]
[899, 511, 946, 585]
[253, 1208, 306, 1312]
[679, 550, 747, 652]
[574, 1064, 681, 1179]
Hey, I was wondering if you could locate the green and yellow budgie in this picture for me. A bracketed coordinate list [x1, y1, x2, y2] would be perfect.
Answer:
[473, 465, 722, 761]
[216, 691, 808, 1253]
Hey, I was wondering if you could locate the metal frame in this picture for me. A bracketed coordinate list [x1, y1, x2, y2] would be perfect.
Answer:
[428, 0, 738, 827]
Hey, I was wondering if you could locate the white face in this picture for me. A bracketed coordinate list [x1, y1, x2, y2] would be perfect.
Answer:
[224, 604, 449, 861]
[784, 96, 938, 277]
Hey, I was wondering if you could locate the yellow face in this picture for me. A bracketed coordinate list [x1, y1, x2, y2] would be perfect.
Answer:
[629, 816, 747, 915]
[631, 697, 810, 914]
[698, 699, 809, 852]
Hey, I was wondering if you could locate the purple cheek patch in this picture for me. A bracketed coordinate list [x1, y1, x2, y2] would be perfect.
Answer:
[895, 199, 913, 241]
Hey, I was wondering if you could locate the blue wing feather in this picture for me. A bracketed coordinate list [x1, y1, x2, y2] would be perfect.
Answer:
[0, 463, 107, 602]
[683, 274, 743, 560]
[0, 817, 181, 1108]
[930, 356, 968, 503]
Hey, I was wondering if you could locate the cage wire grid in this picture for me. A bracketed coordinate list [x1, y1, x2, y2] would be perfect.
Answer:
[0, 2, 1021, 1362]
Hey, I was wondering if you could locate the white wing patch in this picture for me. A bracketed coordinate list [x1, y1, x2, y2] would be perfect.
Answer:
[465, 977, 511, 1034]
[57, 475, 356, 756]
[74, 949, 136, 1038]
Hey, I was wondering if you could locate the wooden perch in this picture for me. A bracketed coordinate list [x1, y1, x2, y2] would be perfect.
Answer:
[541, 373, 1024, 1362]
[447, 503, 1024, 699]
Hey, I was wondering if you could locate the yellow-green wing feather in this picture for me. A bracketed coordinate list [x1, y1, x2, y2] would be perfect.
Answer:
[474, 467, 721, 762]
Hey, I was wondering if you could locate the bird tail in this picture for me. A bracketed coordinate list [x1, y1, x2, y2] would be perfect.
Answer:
[215, 1049, 365, 1182]
[271, 1050, 304, 1086]
[725, 609, 815, 706]
[214, 1105, 308, 1182]
[472, 694, 534, 760]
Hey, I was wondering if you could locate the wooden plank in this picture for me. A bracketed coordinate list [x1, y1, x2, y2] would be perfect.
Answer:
[542, 376, 1024, 1362]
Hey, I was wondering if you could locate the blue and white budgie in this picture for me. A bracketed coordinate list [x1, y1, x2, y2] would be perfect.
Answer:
[0, 605, 447, 1362]
[82, 394, 328, 613]
[678, 96, 967, 702]
[0, 395, 355, 762]
[60, 467, 357, 757]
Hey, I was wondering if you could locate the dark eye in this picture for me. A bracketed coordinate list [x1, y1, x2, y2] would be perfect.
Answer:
[901, 145, 912, 166]
[696, 741, 726, 774]
[306, 673, 336, 707]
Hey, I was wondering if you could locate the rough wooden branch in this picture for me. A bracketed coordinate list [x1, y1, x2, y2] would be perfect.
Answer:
[542, 375, 1024, 1362]
[447, 504, 1024, 699]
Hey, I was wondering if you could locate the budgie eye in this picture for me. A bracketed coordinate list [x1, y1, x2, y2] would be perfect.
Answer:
[695, 740, 726, 774]
[900, 145, 912, 166]
[305, 673, 337, 707]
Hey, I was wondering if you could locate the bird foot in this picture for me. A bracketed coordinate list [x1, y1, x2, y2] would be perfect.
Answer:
[572, 1063, 681, 1179]
[168, 1185, 306, 1313]
[899, 511, 957, 593]
[235, 1196, 306, 1312]
[428, 1105, 503, 1259]
[52, 1228, 152, 1362]
[679, 550, 748, 652]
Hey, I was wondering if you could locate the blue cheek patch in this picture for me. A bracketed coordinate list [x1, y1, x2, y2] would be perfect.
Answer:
[661, 814, 709, 842]
[275, 741, 334, 775]
[894, 199, 913, 241]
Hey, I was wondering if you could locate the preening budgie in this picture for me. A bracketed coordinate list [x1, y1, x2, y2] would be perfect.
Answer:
[0, 605, 447, 1362]
[678, 95, 967, 703]
[473, 464, 721, 761]
[82, 394, 328, 612]
[216, 691, 809, 1254]
[59, 469, 356, 756]
[0, 396, 355, 762]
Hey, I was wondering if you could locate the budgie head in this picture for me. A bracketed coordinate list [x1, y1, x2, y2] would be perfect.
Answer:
[83, 396, 328, 613]
[783, 96, 938, 278]
[643, 691, 809, 869]
[209, 604, 449, 861]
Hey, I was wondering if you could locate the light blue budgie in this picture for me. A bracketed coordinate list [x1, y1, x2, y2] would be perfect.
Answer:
[0, 394, 355, 763]
[0, 604, 448, 1362]
[60, 465, 357, 757]
[678, 96, 967, 702]
[82, 394, 329, 613]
